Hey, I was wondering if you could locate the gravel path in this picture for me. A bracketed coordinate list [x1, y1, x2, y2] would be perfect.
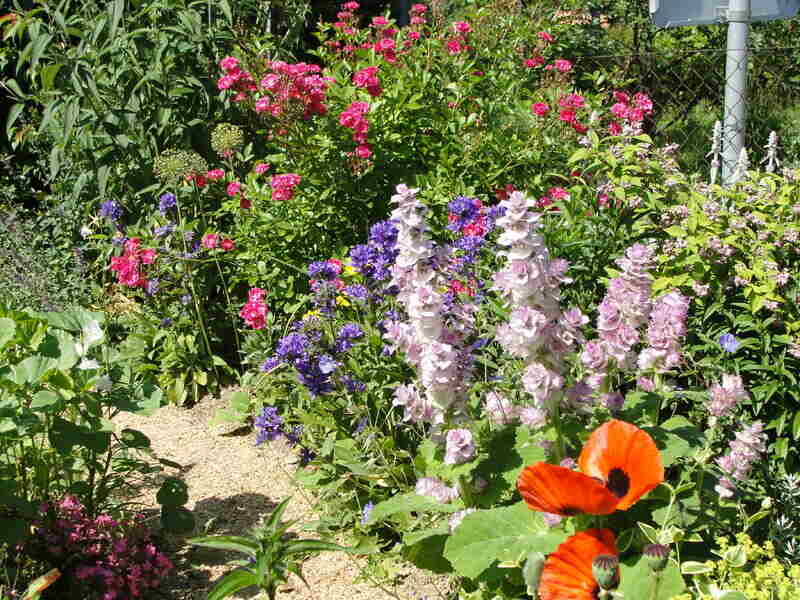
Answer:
[113, 395, 452, 600]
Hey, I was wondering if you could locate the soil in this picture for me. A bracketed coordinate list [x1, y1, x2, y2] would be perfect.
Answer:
[113, 394, 453, 600]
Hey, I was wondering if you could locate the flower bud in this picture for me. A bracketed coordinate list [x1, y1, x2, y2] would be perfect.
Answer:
[592, 554, 619, 590]
[643, 543, 669, 572]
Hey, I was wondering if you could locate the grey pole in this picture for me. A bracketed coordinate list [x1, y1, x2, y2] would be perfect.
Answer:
[721, 0, 751, 184]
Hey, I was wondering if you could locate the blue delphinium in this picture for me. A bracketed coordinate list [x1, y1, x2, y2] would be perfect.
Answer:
[254, 406, 284, 445]
[308, 261, 339, 281]
[348, 220, 399, 284]
[159, 193, 177, 215]
[335, 323, 364, 353]
[719, 333, 740, 353]
[100, 200, 123, 222]
[145, 279, 160, 296]
[260, 356, 281, 372]
[276, 333, 310, 361]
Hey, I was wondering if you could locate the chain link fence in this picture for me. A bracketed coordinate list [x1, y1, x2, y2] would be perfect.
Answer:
[573, 46, 800, 173]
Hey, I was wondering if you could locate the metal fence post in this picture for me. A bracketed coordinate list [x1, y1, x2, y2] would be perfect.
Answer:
[721, 0, 751, 185]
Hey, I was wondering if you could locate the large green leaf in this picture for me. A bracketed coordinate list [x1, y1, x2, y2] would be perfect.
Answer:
[443, 502, 565, 579]
[0, 318, 15, 349]
[619, 556, 685, 599]
[366, 492, 459, 525]
[12, 355, 59, 385]
[188, 535, 260, 557]
[207, 569, 259, 600]
[645, 416, 705, 467]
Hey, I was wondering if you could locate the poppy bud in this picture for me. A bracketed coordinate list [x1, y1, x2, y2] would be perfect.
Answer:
[643, 543, 669, 572]
[592, 554, 619, 590]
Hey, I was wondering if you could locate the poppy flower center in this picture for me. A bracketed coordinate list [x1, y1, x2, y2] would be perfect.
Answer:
[606, 468, 630, 499]
[559, 505, 580, 516]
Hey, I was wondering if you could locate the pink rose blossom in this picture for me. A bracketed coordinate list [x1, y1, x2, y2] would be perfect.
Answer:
[531, 102, 550, 116]
[554, 58, 572, 72]
[226, 182, 242, 196]
[202, 233, 218, 249]
[206, 169, 225, 181]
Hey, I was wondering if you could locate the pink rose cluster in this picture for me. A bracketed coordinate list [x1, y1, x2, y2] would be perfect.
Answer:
[28, 495, 173, 600]
[239, 287, 269, 329]
[339, 101, 373, 159]
[409, 3, 428, 25]
[530, 93, 588, 134]
[608, 90, 654, 135]
[446, 21, 472, 55]
[270, 173, 302, 201]
[109, 237, 156, 288]
[332, 1, 361, 36]
[254, 61, 333, 119]
[217, 56, 257, 102]
[353, 66, 382, 97]
[201, 233, 235, 251]
[536, 186, 568, 211]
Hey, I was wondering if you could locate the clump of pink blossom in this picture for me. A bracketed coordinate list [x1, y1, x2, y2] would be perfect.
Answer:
[109, 237, 157, 288]
[25, 496, 172, 600]
[270, 173, 302, 201]
[715, 421, 766, 498]
[708, 374, 749, 417]
[353, 66, 382, 97]
[637, 290, 690, 373]
[415, 476, 458, 503]
[444, 428, 475, 464]
[239, 287, 269, 329]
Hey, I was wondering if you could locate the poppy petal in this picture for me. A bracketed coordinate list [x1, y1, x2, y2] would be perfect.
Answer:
[517, 463, 619, 516]
[538, 528, 618, 600]
[578, 419, 664, 510]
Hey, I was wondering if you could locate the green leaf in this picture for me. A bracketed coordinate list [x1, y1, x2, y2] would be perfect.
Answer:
[681, 560, 713, 575]
[188, 535, 260, 557]
[443, 502, 565, 579]
[157, 477, 189, 507]
[207, 568, 259, 600]
[12, 355, 58, 384]
[40, 63, 62, 90]
[0, 317, 15, 348]
[366, 492, 459, 525]
[645, 416, 705, 467]
[31, 390, 60, 409]
[6, 103, 24, 140]
[161, 506, 195, 534]
[620, 557, 684, 599]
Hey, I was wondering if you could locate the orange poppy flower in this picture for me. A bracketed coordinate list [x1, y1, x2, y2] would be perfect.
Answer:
[517, 463, 618, 516]
[517, 419, 663, 515]
[539, 528, 618, 600]
[578, 419, 664, 510]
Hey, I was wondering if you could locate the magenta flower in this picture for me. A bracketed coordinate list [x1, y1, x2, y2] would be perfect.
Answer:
[531, 102, 550, 116]
[226, 181, 242, 196]
[202, 233, 219, 249]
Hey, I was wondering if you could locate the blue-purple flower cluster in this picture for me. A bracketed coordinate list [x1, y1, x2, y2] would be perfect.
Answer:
[254, 406, 314, 464]
[348, 220, 399, 284]
[159, 193, 177, 216]
[262, 319, 366, 397]
[100, 200, 123, 223]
